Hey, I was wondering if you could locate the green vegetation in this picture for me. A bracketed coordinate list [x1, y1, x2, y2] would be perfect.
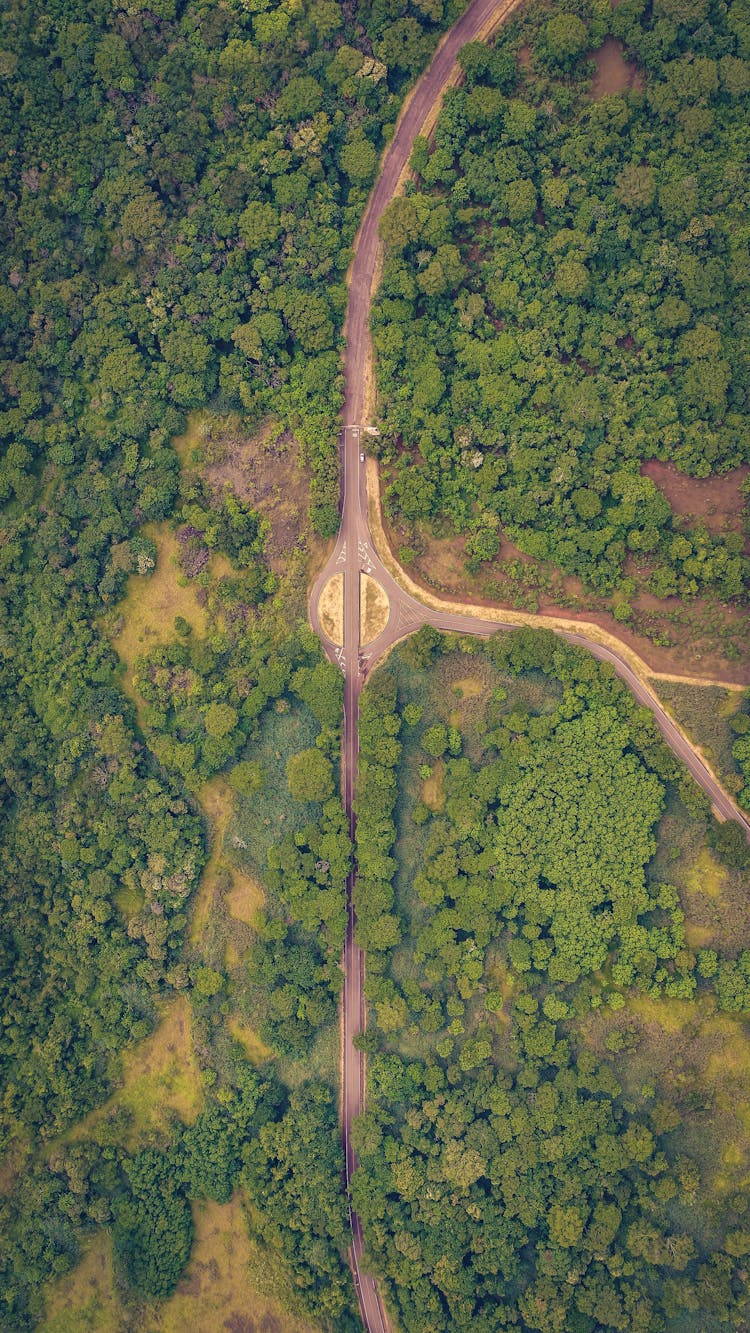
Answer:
[0, 506, 356, 1331]
[373, 0, 750, 619]
[657, 682, 750, 813]
[353, 629, 750, 1330]
[0, 0, 488, 1322]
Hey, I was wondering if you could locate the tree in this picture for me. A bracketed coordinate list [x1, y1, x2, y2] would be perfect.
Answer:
[543, 14, 588, 64]
[287, 748, 334, 802]
[341, 138, 378, 182]
[114, 1150, 193, 1299]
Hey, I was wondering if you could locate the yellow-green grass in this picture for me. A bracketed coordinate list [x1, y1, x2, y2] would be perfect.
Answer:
[360, 572, 390, 645]
[69, 996, 203, 1149]
[421, 758, 445, 812]
[228, 1017, 274, 1066]
[40, 1196, 319, 1333]
[451, 675, 487, 699]
[319, 573, 344, 646]
[113, 523, 206, 711]
[684, 845, 728, 900]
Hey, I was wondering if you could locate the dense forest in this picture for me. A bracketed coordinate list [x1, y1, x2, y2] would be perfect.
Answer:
[3, 0, 750, 1325]
[0, 0, 474, 1324]
[373, 0, 750, 612]
[353, 628, 750, 1330]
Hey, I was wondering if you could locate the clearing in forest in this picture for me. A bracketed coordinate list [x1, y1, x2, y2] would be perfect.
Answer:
[40, 1197, 318, 1333]
[69, 996, 203, 1150]
[113, 523, 206, 700]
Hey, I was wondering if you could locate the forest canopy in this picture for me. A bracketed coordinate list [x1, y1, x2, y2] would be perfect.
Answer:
[352, 629, 750, 1331]
[373, 0, 750, 602]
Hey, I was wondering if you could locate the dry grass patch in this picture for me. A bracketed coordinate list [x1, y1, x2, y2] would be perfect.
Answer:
[189, 777, 265, 945]
[582, 990, 750, 1203]
[176, 412, 312, 578]
[628, 993, 698, 1035]
[189, 777, 234, 946]
[70, 996, 203, 1148]
[40, 1232, 123, 1333]
[318, 573, 343, 645]
[113, 523, 206, 705]
[159, 1195, 316, 1333]
[229, 1017, 274, 1066]
[685, 846, 727, 901]
[684, 922, 715, 949]
[360, 573, 389, 645]
[40, 1197, 317, 1333]
[225, 871, 265, 927]
[452, 676, 486, 699]
[422, 758, 445, 812]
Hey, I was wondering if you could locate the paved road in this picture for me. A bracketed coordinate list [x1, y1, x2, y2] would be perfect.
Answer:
[308, 3, 750, 1329]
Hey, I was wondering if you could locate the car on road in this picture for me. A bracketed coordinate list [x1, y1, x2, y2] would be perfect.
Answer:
[360, 452, 365, 462]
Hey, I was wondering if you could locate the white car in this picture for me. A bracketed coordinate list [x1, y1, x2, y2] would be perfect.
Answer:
[360, 452, 365, 462]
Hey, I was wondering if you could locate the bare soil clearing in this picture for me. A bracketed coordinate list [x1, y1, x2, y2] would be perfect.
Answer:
[642, 460, 749, 541]
[360, 573, 390, 645]
[176, 412, 313, 577]
[589, 37, 643, 98]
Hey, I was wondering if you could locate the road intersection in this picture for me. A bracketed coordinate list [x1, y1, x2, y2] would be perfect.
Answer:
[306, 0, 750, 1325]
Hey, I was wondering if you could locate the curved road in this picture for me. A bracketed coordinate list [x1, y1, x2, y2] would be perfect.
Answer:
[308, 6, 750, 1330]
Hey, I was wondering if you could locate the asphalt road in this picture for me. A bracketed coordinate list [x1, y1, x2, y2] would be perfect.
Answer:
[307, 2, 750, 1329]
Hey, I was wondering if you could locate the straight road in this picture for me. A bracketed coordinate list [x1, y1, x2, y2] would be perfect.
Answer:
[308, 3, 750, 1329]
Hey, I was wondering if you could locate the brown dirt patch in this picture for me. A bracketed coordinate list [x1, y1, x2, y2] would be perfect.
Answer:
[360, 573, 390, 645]
[641, 460, 749, 541]
[176, 413, 313, 577]
[319, 573, 343, 645]
[589, 37, 644, 98]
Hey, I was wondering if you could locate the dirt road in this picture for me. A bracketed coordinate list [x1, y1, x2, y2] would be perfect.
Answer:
[307, 3, 750, 1328]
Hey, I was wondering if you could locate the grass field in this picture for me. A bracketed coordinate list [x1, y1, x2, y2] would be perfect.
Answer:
[656, 681, 747, 796]
[69, 997, 203, 1151]
[40, 1195, 320, 1333]
[112, 523, 207, 712]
